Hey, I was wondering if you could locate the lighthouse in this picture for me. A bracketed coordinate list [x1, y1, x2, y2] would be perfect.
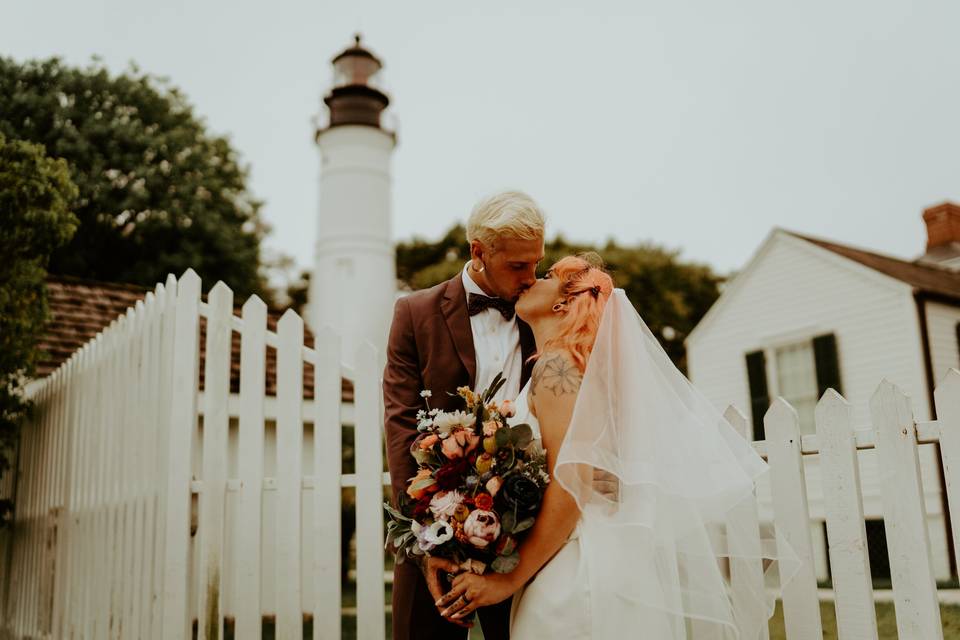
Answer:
[309, 35, 397, 365]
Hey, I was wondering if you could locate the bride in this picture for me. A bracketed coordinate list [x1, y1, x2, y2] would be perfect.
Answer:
[435, 254, 798, 638]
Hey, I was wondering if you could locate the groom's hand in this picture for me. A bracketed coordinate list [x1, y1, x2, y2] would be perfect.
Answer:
[593, 468, 620, 501]
[423, 557, 473, 628]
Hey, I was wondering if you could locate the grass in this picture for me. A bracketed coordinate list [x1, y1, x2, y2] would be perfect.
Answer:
[336, 597, 960, 639]
[767, 601, 960, 639]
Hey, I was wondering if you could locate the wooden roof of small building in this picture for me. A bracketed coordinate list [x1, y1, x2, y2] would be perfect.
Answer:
[788, 231, 960, 304]
[37, 275, 353, 402]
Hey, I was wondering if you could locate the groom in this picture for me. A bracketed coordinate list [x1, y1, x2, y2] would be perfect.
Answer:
[383, 191, 546, 640]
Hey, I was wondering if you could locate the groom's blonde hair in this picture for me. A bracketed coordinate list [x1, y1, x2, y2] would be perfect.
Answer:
[466, 191, 545, 251]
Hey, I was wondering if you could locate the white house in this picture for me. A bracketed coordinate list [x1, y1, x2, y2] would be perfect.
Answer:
[686, 202, 960, 584]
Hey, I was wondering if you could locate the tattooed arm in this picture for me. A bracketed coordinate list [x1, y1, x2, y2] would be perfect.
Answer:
[438, 351, 586, 617]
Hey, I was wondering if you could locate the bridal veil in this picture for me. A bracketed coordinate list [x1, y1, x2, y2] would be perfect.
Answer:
[553, 289, 801, 639]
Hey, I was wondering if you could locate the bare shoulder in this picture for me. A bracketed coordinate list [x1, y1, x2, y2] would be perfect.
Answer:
[530, 351, 582, 401]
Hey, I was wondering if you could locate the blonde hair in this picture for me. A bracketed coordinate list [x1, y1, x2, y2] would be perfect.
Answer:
[466, 191, 546, 250]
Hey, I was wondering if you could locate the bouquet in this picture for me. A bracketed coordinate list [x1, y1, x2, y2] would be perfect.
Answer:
[384, 373, 549, 576]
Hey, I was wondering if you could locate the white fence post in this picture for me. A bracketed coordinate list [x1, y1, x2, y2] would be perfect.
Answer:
[197, 281, 233, 640]
[312, 326, 343, 640]
[276, 310, 304, 640]
[235, 294, 267, 639]
[354, 342, 385, 640]
[162, 269, 201, 639]
[870, 380, 943, 639]
[815, 390, 878, 639]
[765, 398, 823, 640]
[151, 275, 178, 639]
[723, 405, 770, 640]
[935, 369, 960, 577]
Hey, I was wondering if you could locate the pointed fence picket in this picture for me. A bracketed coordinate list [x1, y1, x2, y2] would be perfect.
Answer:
[3, 266, 959, 640]
[869, 381, 943, 638]
[935, 371, 960, 582]
[764, 399, 824, 640]
[814, 390, 877, 640]
[235, 295, 267, 639]
[723, 405, 770, 640]
[312, 326, 343, 640]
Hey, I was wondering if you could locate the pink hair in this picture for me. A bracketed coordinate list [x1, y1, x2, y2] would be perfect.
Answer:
[539, 255, 614, 373]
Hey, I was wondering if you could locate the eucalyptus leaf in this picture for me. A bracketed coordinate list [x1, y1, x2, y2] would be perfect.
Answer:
[412, 449, 438, 466]
[495, 427, 511, 448]
[491, 552, 520, 574]
[510, 424, 533, 449]
[513, 517, 535, 534]
[501, 510, 517, 534]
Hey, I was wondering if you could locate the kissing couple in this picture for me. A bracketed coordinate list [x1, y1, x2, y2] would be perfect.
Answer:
[383, 191, 799, 639]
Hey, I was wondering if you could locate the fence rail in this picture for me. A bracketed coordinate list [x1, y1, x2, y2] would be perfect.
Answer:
[0, 268, 958, 638]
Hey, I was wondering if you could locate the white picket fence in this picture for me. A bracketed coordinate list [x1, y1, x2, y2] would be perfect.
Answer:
[1, 267, 958, 638]
[0, 269, 389, 640]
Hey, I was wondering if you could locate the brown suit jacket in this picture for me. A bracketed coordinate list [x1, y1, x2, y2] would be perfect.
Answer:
[383, 273, 536, 640]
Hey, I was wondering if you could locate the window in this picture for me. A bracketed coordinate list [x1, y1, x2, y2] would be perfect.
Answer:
[745, 332, 841, 438]
[775, 341, 819, 434]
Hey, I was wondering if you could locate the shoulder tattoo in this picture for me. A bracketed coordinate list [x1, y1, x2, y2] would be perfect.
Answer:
[531, 353, 582, 399]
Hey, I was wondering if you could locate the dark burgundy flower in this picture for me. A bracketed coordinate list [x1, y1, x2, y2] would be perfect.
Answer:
[435, 457, 471, 491]
[501, 474, 541, 516]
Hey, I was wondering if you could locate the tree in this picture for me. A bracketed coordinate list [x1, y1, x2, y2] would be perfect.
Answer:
[0, 57, 269, 299]
[0, 133, 79, 521]
[395, 226, 724, 371]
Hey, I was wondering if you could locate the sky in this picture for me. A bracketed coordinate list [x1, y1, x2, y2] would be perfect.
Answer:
[4, 0, 959, 281]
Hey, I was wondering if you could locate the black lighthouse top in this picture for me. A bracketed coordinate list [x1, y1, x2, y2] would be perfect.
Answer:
[322, 34, 391, 130]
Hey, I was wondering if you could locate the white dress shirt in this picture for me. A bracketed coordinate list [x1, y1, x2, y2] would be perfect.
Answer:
[461, 263, 523, 403]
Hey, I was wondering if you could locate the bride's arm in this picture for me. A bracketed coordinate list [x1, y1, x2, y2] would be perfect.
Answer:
[437, 351, 583, 619]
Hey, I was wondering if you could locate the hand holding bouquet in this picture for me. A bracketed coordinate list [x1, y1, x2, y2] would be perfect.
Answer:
[384, 373, 549, 576]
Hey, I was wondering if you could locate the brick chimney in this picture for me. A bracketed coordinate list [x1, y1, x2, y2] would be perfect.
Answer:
[918, 202, 960, 269]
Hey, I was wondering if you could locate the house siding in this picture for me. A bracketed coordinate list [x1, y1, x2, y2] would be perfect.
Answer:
[925, 300, 960, 389]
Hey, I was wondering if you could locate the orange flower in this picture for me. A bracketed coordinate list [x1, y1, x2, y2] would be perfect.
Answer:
[406, 468, 437, 500]
[419, 434, 439, 450]
[474, 493, 494, 511]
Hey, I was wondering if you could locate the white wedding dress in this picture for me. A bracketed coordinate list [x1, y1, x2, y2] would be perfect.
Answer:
[501, 290, 800, 639]
[507, 382, 594, 638]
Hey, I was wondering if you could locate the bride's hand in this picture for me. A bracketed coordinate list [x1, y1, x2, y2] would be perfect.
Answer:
[436, 572, 518, 620]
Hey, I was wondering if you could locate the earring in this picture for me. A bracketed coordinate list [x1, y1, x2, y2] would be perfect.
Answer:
[472, 260, 485, 273]
[552, 303, 564, 313]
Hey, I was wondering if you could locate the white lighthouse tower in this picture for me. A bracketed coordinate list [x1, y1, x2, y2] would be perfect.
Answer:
[309, 35, 397, 364]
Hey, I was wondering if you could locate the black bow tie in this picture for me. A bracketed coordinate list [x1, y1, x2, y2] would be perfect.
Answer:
[468, 293, 515, 321]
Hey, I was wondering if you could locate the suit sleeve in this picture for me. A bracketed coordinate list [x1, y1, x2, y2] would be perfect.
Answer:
[382, 296, 423, 508]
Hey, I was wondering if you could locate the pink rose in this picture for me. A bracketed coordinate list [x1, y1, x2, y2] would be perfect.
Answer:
[500, 400, 516, 418]
[441, 428, 480, 459]
[463, 509, 501, 549]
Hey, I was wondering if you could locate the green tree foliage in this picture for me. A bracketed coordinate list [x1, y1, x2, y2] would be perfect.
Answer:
[0, 57, 269, 299]
[395, 226, 724, 371]
[0, 133, 79, 521]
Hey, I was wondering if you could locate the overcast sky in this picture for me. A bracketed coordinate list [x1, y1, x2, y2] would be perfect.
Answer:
[5, 0, 959, 278]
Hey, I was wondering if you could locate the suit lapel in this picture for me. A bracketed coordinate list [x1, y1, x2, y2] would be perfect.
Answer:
[440, 275, 477, 385]
[518, 319, 537, 387]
